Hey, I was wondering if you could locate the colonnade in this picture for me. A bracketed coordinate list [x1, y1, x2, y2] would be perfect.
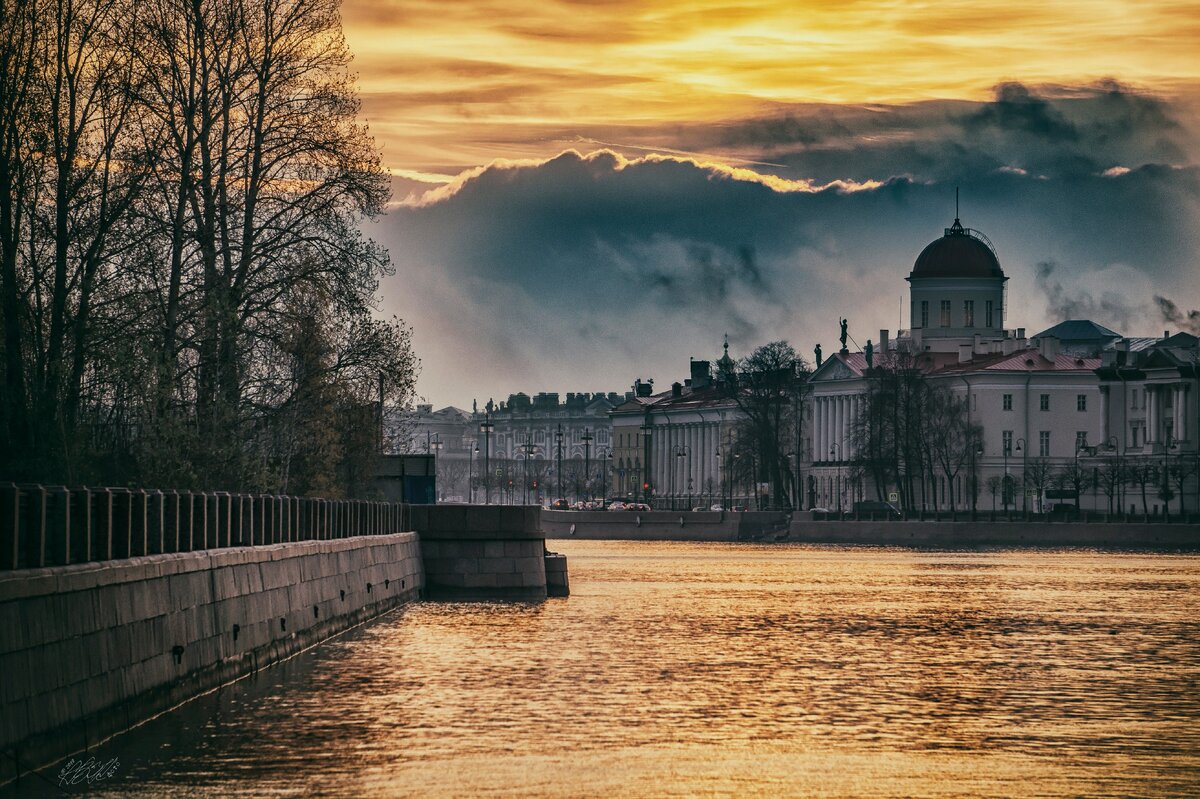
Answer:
[649, 421, 721, 501]
[1146, 383, 1190, 446]
[812, 393, 865, 462]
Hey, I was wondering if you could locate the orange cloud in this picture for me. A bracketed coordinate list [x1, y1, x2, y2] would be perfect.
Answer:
[342, 0, 1200, 173]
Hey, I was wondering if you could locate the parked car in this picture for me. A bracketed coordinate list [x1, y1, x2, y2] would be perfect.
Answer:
[607, 501, 627, 511]
[709, 504, 724, 511]
[624, 502, 651, 511]
[691, 506, 708, 512]
[810, 507, 831, 514]
[730, 505, 748, 512]
[549, 499, 570, 510]
[852, 500, 902, 519]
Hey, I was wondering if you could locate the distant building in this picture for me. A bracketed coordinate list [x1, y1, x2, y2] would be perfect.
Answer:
[805, 213, 1199, 514]
[470, 390, 627, 504]
[610, 352, 748, 508]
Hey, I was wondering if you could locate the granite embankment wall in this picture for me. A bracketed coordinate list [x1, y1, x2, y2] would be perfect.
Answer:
[0, 533, 422, 785]
[415, 505, 552, 600]
[786, 519, 1200, 547]
[541, 510, 787, 541]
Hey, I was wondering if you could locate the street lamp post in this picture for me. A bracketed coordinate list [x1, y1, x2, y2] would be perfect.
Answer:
[1074, 434, 1090, 510]
[1162, 434, 1178, 520]
[519, 439, 537, 505]
[639, 423, 653, 506]
[673, 445, 691, 510]
[555, 424, 564, 504]
[1002, 437, 1012, 516]
[480, 413, 494, 505]
[469, 443, 478, 503]
[430, 434, 443, 501]
[582, 428, 593, 505]
[830, 443, 842, 514]
[1015, 437, 1027, 517]
[1098, 435, 1119, 515]
[600, 448, 612, 505]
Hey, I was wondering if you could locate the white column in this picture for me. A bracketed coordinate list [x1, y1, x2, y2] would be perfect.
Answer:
[826, 396, 834, 461]
[816, 397, 825, 461]
[840, 395, 849, 459]
[1100, 386, 1110, 443]
[1181, 387, 1189, 443]
[1174, 385, 1183, 442]
[1147, 387, 1157, 445]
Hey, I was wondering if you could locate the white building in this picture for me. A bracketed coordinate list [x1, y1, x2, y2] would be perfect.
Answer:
[806, 214, 1199, 515]
[610, 357, 745, 508]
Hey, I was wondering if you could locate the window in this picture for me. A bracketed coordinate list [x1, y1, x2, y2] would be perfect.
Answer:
[1003, 430, 1013, 454]
[1002, 393, 1013, 411]
[920, 300, 929, 328]
[985, 300, 994, 328]
[1039, 431, 1050, 457]
[1075, 431, 1088, 451]
[1077, 394, 1087, 411]
[1040, 394, 1050, 411]
[964, 300, 975, 327]
[1131, 424, 1139, 448]
[971, 393, 977, 411]
[940, 300, 951, 327]
[1131, 389, 1138, 410]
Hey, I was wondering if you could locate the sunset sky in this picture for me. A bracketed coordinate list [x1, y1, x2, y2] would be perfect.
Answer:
[342, 0, 1200, 408]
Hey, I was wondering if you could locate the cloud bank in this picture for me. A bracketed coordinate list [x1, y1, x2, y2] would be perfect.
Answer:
[373, 84, 1200, 407]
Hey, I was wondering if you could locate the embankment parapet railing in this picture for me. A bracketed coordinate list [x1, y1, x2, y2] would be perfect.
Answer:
[0, 483, 412, 571]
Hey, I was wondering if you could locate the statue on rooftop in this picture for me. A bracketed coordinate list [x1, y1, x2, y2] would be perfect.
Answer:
[865, 339, 874, 368]
[839, 318, 849, 353]
[814, 343, 823, 368]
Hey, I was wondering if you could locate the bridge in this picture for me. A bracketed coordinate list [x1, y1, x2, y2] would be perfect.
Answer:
[0, 484, 566, 787]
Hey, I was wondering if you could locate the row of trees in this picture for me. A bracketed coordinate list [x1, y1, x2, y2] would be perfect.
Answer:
[435, 457, 600, 503]
[987, 455, 1199, 516]
[0, 0, 417, 494]
[849, 350, 984, 512]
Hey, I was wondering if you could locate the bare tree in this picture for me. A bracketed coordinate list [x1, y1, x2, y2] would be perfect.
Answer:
[1096, 456, 1125, 515]
[1126, 459, 1159, 516]
[1023, 458, 1055, 513]
[725, 341, 809, 508]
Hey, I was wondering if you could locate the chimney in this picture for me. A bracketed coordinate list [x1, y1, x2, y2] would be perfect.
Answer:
[958, 343, 973, 364]
[879, 329, 889, 352]
[1164, 330, 1170, 340]
[1038, 335, 1060, 360]
[690, 359, 711, 387]
[671, 382, 682, 398]
[1116, 338, 1129, 352]
[1017, 327, 1025, 341]
[1001, 338, 1018, 355]
[634, 379, 653, 398]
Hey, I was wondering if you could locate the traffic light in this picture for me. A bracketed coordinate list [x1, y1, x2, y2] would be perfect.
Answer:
[532, 480, 538, 489]
[643, 482, 650, 491]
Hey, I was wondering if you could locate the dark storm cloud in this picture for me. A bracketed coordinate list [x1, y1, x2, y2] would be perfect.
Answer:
[1034, 261, 1148, 330]
[645, 81, 1196, 184]
[376, 84, 1200, 405]
[966, 83, 1080, 141]
[1154, 296, 1200, 335]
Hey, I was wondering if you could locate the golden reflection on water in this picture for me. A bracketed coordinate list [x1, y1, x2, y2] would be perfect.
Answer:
[70, 543, 1200, 798]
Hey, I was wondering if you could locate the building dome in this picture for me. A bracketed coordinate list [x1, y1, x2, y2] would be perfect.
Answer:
[909, 219, 1004, 280]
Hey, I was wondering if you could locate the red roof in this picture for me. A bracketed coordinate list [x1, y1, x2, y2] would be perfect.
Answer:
[932, 349, 1100, 374]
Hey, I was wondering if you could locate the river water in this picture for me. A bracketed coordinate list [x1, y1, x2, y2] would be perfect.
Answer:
[32, 542, 1200, 798]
